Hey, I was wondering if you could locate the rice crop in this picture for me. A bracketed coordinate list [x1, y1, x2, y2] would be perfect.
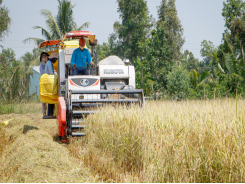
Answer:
[68, 98, 245, 182]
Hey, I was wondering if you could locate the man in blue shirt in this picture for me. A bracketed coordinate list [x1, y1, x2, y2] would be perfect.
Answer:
[70, 37, 94, 75]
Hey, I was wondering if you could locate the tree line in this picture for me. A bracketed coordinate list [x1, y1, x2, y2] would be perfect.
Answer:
[96, 0, 245, 100]
[1, 0, 244, 102]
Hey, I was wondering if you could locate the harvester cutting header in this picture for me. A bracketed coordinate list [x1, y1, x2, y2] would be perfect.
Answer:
[39, 31, 144, 142]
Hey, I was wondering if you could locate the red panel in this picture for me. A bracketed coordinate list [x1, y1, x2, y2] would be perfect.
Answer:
[57, 97, 67, 137]
[64, 31, 95, 38]
[38, 39, 61, 48]
[58, 97, 66, 124]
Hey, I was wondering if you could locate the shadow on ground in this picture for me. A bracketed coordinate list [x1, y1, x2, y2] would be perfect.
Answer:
[23, 125, 39, 134]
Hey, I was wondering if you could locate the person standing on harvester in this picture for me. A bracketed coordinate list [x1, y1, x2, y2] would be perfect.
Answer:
[44, 52, 58, 118]
[70, 37, 94, 75]
[39, 52, 49, 118]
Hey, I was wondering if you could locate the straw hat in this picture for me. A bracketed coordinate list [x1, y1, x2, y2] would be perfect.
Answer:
[48, 52, 58, 59]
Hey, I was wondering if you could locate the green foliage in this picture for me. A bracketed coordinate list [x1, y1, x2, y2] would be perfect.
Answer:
[166, 67, 190, 100]
[222, 0, 245, 58]
[143, 26, 170, 92]
[20, 48, 42, 97]
[0, 0, 11, 43]
[215, 35, 243, 77]
[199, 40, 217, 72]
[190, 69, 199, 88]
[0, 101, 41, 114]
[95, 0, 245, 100]
[111, 0, 153, 62]
[222, 0, 245, 30]
[95, 34, 118, 62]
[0, 49, 21, 102]
[194, 82, 227, 99]
[57, 0, 76, 37]
[14, 0, 245, 100]
[0, 48, 40, 102]
[226, 73, 243, 93]
[157, 0, 185, 61]
[200, 40, 216, 58]
[180, 50, 200, 71]
[133, 57, 154, 95]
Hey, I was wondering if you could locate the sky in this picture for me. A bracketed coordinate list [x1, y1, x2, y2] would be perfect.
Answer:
[0, 0, 226, 61]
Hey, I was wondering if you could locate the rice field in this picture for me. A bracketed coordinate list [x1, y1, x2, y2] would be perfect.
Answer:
[0, 98, 245, 182]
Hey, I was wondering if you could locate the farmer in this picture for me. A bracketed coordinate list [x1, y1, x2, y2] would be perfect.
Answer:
[39, 52, 49, 117]
[70, 37, 94, 75]
[44, 52, 58, 118]
[44, 52, 56, 75]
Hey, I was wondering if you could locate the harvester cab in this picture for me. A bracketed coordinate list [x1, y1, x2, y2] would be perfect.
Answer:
[39, 31, 144, 142]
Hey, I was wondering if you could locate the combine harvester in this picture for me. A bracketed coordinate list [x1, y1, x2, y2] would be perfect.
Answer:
[39, 31, 144, 142]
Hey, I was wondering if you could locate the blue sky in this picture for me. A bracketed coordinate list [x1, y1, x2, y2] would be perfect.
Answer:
[1, 0, 225, 61]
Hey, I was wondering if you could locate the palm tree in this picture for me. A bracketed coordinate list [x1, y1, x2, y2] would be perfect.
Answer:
[23, 0, 90, 45]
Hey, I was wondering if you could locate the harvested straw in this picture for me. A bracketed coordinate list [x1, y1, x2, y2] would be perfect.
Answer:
[0, 113, 98, 183]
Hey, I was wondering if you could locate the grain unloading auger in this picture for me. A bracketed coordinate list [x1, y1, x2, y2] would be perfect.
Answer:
[39, 31, 144, 142]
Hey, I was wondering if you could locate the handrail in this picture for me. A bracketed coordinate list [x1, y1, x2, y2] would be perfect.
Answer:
[71, 89, 143, 94]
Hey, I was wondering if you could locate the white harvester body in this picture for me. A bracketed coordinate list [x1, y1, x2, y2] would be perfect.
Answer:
[66, 55, 137, 101]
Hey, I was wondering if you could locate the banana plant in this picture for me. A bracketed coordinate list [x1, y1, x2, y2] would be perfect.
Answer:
[189, 69, 210, 88]
[234, 34, 245, 66]
[214, 34, 242, 76]
[189, 69, 199, 88]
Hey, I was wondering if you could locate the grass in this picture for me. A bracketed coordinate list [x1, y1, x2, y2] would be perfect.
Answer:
[0, 102, 41, 114]
[0, 99, 245, 182]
